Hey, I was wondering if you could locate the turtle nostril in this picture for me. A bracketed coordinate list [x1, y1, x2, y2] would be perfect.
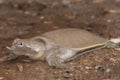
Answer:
[6, 46, 12, 50]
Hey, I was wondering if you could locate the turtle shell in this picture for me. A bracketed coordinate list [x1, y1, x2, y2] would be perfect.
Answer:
[42, 28, 107, 50]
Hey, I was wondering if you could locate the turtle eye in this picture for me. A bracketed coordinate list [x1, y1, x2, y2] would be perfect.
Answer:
[17, 42, 24, 47]
[20, 42, 23, 45]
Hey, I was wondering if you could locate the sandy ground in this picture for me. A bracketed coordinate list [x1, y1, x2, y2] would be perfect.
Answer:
[0, 0, 120, 80]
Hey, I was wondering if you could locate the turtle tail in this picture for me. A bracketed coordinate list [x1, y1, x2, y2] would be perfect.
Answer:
[65, 38, 120, 62]
[64, 45, 106, 62]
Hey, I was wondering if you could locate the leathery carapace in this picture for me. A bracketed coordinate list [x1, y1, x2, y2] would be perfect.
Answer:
[0, 28, 120, 68]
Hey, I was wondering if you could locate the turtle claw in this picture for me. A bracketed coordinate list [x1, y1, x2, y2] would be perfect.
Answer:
[52, 59, 66, 69]
[46, 54, 67, 69]
[51, 60, 67, 69]
[0, 53, 18, 63]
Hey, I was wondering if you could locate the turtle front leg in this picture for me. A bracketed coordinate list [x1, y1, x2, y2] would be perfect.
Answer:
[0, 53, 18, 63]
[46, 51, 67, 69]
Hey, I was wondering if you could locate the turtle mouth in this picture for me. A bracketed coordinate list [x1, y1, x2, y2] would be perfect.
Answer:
[6, 46, 17, 54]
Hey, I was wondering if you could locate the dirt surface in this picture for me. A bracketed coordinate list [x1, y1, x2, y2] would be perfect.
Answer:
[0, 0, 120, 80]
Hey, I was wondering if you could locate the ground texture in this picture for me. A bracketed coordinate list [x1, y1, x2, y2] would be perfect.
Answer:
[0, 0, 120, 80]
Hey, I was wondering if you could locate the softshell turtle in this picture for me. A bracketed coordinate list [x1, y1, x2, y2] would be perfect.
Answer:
[0, 28, 120, 68]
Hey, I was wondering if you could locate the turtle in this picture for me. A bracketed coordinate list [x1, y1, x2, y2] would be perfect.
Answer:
[0, 28, 120, 68]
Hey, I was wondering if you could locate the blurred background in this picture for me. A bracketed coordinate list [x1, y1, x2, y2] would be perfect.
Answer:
[0, 0, 120, 80]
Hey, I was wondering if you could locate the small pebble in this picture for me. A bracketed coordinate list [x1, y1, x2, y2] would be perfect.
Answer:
[24, 11, 31, 15]
[116, 0, 120, 2]
[93, 0, 104, 3]
[31, 13, 38, 16]
[103, 79, 110, 80]
[69, 73, 73, 76]
[64, 69, 72, 73]
[53, 26, 59, 29]
[74, 66, 81, 70]
[44, 21, 52, 24]
[0, 77, 4, 80]
[95, 65, 102, 70]
[106, 68, 111, 73]
[107, 19, 112, 23]
[91, 15, 96, 19]
[17, 64, 23, 72]
[0, 26, 4, 30]
[110, 58, 116, 62]
[0, 0, 4, 4]
[40, 16, 44, 19]
[51, 2, 59, 7]
[54, 71, 58, 74]
[85, 71, 88, 74]
[62, 0, 71, 5]
[85, 66, 92, 70]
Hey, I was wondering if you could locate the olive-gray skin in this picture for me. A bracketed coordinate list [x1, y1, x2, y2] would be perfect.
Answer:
[0, 28, 116, 68]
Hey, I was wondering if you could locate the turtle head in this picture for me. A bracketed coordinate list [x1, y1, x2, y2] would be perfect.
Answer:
[7, 38, 45, 60]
